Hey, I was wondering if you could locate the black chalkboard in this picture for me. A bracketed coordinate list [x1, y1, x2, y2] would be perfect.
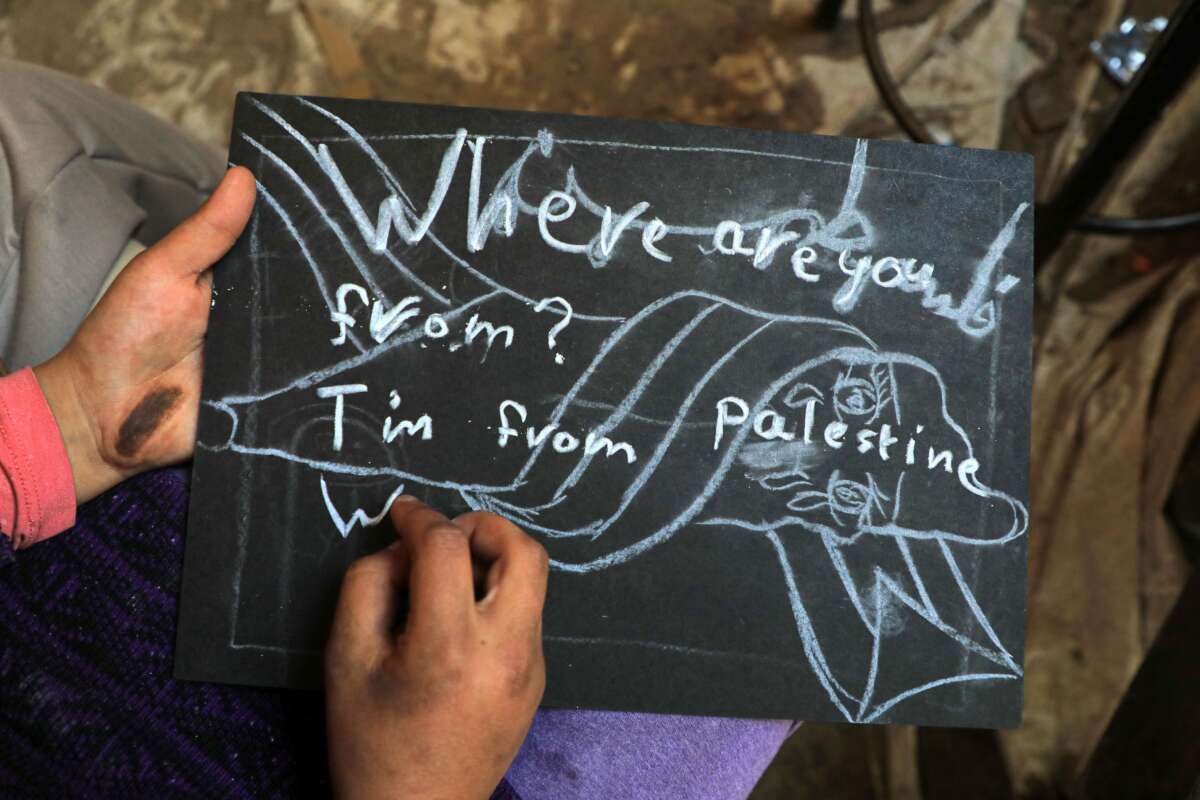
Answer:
[176, 92, 1032, 727]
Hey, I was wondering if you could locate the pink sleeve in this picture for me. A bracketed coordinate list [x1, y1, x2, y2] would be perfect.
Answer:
[0, 367, 77, 553]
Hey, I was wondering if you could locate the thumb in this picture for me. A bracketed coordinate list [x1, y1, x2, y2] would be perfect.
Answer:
[141, 166, 257, 278]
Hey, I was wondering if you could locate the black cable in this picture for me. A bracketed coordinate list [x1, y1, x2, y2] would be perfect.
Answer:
[1075, 210, 1200, 235]
[856, 0, 1200, 235]
[857, 0, 938, 145]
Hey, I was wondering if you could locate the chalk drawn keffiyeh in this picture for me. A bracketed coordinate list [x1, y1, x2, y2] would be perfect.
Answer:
[179, 93, 1032, 727]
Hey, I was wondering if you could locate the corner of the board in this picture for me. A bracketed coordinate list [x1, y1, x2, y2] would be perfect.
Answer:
[233, 90, 264, 109]
[999, 708, 1026, 730]
[1008, 148, 1036, 176]
[1001, 690, 1028, 730]
[995, 148, 1036, 196]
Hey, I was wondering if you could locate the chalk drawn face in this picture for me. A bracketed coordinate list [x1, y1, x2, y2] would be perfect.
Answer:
[727, 350, 1021, 547]
[731, 359, 895, 535]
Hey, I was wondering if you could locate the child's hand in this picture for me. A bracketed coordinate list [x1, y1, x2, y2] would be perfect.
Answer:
[325, 497, 548, 800]
[33, 167, 256, 502]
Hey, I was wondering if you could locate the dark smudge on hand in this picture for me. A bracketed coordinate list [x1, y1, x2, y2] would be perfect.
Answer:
[116, 386, 183, 457]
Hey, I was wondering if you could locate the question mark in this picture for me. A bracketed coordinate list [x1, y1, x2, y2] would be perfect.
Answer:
[534, 296, 573, 365]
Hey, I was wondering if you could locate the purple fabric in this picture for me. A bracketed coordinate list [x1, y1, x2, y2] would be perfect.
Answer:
[0, 470, 329, 798]
[508, 709, 793, 800]
[0, 469, 790, 798]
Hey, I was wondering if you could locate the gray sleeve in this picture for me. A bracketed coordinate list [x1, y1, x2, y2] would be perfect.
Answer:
[0, 58, 225, 369]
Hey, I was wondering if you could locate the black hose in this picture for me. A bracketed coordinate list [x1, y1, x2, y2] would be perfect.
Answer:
[1075, 210, 1200, 234]
[856, 0, 1200, 235]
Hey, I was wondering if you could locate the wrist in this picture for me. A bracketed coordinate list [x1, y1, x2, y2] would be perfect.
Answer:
[32, 356, 130, 503]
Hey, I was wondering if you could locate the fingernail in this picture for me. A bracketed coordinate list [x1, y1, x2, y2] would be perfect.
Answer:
[394, 495, 418, 504]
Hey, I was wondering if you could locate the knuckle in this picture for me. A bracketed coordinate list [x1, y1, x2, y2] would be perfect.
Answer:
[422, 633, 470, 671]
[500, 513, 529, 537]
[477, 511, 521, 535]
[455, 510, 487, 527]
[343, 555, 381, 583]
[382, 648, 418, 684]
[522, 536, 550, 571]
[422, 522, 468, 552]
[400, 642, 469, 701]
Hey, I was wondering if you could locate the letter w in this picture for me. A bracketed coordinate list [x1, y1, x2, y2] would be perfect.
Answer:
[316, 129, 468, 252]
[320, 475, 406, 539]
